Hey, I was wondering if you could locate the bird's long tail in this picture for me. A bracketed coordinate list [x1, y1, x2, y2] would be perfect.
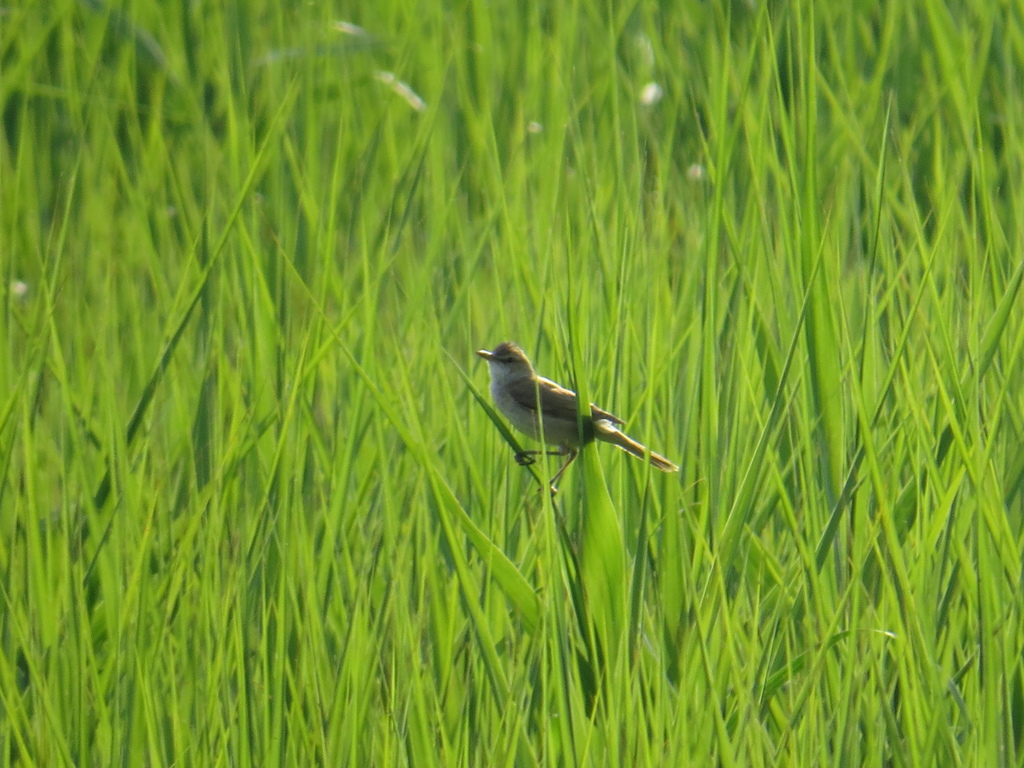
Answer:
[596, 422, 679, 472]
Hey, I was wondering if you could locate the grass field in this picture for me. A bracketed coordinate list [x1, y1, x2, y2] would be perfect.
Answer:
[3, 0, 1024, 765]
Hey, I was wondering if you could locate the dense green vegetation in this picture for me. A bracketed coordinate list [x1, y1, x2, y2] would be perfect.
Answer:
[3, 0, 1024, 764]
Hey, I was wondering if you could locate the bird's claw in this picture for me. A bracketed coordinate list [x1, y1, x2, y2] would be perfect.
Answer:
[514, 452, 535, 466]
[536, 482, 559, 496]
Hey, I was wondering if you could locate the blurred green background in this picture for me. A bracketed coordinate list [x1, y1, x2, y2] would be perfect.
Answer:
[3, 0, 1024, 765]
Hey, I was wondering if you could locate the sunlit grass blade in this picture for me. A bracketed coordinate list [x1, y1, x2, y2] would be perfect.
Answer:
[89, 83, 297, 512]
[5, 0, 1024, 762]
[337, 342, 542, 634]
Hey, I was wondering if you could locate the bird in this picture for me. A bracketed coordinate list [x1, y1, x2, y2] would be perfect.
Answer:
[476, 341, 678, 489]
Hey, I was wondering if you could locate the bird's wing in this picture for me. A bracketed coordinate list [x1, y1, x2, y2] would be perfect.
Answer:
[507, 376, 624, 425]
[590, 403, 624, 426]
[506, 376, 580, 420]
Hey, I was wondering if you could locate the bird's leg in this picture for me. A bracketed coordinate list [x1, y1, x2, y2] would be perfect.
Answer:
[514, 449, 565, 466]
[547, 449, 578, 493]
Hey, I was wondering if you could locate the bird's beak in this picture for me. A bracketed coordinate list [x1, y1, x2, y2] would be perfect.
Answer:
[476, 349, 494, 360]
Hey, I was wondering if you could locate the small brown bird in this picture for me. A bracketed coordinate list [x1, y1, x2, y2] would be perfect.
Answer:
[477, 342, 678, 487]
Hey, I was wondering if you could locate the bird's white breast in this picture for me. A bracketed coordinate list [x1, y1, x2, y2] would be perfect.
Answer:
[489, 373, 541, 440]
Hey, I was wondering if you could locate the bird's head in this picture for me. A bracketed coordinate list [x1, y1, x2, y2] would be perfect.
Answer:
[476, 341, 535, 383]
